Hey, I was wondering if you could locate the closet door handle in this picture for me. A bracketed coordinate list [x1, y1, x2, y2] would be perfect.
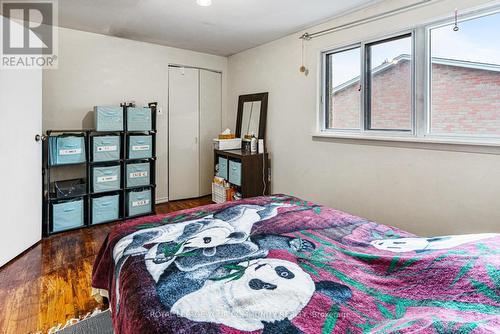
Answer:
[195, 137, 198, 144]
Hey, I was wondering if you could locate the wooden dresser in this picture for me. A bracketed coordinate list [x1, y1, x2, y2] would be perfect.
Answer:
[214, 149, 270, 198]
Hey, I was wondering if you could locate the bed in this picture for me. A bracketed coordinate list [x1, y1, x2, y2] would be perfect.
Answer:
[92, 195, 500, 333]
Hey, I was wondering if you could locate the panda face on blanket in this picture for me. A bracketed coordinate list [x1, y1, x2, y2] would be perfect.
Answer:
[371, 233, 499, 253]
[113, 203, 289, 264]
[112, 203, 290, 312]
[154, 230, 352, 332]
[169, 258, 350, 332]
[183, 224, 236, 248]
[145, 220, 263, 281]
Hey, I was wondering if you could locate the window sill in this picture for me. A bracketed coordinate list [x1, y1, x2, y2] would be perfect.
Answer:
[312, 132, 500, 155]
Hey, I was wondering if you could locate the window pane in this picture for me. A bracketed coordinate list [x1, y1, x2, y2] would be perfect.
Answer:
[326, 47, 361, 129]
[367, 35, 412, 130]
[430, 12, 500, 136]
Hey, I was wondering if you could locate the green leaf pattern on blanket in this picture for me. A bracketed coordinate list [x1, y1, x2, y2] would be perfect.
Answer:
[289, 230, 499, 332]
[450, 257, 478, 287]
[322, 304, 339, 334]
[209, 263, 249, 282]
[386, 257, 400, 274]
[432, 316, 489, 334]
[161, 241, 197, 258]
[301, 231, 380, 262]
[166, 210, 211, 224]
[384, 229, 401, 239]
[476, 242, 500, 256]
[163, 242, 183, 257]
[298, 262, 320, 277]
[136, 210, 213, 231]
[271, 195, 322, 215]
[486, 264, 500, 289]
[136, 223, 161, 229]
[469, 279, 500, 303]
[376, 302, 393, 319]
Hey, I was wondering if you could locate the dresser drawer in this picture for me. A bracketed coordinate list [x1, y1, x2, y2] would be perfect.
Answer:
[228, 160, 241, 186]
[217, 157, 228, 180]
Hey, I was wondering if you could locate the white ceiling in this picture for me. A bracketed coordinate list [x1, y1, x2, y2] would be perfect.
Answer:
[58, 0, 377, 56]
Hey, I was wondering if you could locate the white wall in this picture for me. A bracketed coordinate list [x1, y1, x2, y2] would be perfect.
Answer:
[43, 28, 228, 202]
[227, 0, 500, 236]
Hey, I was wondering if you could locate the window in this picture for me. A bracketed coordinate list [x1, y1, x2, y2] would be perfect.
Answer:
[365, 34, 413, 131]
[325, 46, 361, 130]
[320, 6, 500, 146]
[429, 11, 500, 137]
[323, 32, 414, 134]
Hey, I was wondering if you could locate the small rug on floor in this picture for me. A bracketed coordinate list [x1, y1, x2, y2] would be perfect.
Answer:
[49, 309, 113, 334]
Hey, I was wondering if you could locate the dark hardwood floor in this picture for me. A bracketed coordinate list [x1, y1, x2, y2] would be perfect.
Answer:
[0, 197, 213, 334]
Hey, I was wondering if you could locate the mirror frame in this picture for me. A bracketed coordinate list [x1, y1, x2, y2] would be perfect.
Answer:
[235, 92, 268, 140]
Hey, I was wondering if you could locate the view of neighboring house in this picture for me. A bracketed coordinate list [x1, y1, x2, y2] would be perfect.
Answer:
[331, 55, 500, 135]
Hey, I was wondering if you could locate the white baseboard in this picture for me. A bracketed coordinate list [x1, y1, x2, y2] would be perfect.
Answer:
[155, 197, 169, 204]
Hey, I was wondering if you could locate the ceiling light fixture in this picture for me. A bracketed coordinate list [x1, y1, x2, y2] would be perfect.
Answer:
[196, 0, 212, 6]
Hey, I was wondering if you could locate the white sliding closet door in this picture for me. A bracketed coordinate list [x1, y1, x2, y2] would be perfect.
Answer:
[168, 67, 200, 200]
[199, 70, 222, 196]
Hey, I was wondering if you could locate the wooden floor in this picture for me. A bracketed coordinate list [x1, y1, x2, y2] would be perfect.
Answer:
[0, 197, 213, 334]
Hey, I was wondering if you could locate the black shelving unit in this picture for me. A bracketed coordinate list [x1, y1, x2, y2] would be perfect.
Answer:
[42, 103, 157, 237]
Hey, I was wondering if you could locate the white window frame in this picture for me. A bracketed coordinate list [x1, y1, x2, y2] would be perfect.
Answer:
[363, 32, 416, 134]
[316, 4, 500, 150]
[424, 6, 500, 143]
[321, 43, 362, 132]
[320, 30, 416, 138]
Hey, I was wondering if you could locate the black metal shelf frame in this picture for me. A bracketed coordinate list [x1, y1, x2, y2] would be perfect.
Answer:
[42, 103, 158, 236]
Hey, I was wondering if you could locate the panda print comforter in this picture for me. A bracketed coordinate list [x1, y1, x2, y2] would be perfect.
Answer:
[92, 195, 500, 333]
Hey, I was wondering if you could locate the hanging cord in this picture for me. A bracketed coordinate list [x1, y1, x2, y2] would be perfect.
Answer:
[262, 150, 267, 196]
[299, 38, 309, 76]
[453, 8, 459, 31]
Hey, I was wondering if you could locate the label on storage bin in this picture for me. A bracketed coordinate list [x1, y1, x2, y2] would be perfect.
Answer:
[132, 145, 150, 151]
[130, 171, 148, 178]
[132, 199, 150, 207]
[59, 148, 82, 155]
[97, 145, 117, 152]
[97, 175, 118, 183]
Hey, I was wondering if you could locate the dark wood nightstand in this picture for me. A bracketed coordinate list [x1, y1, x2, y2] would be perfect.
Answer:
[214, 149, 270, 198]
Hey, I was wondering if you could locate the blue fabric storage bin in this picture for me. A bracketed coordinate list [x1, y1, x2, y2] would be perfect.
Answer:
[229, 160, 242, 186]
[217, 157, 228, 180]
[128, 135, 152, 159]
[126, 162, 150, 188]
[92, 136, 120, 162]
[92, 194, 119, 225]
[52, 198, 84, 232]
[127, 107, 152, 131]
[127, 189, 152, 217]
[92, 165, 121, 193]
[49, 135, 86, 166]
[95, 106, 124, 131]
